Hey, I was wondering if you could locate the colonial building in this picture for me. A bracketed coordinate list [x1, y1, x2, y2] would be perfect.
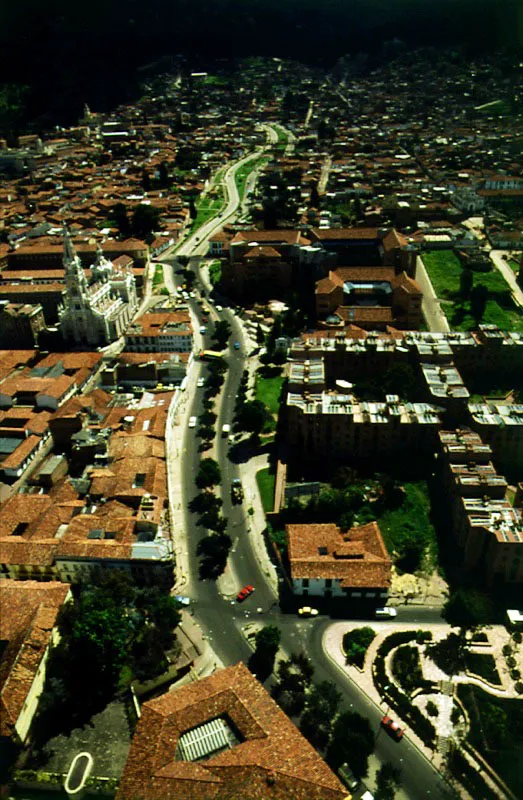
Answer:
[58, 230, 138, 346]
[287, 521, 391, 602]
[116, 662, 348, 800]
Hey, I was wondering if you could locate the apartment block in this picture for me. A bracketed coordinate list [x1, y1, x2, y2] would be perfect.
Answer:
[438, 430, 523, 588]
[468, 402, 523, 476]
[286, 391, 441, 461]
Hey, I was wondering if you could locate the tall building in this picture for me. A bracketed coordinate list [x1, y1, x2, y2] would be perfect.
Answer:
[58, 229, 138, 346]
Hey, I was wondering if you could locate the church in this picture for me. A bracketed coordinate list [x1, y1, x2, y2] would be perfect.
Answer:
[58, 228, 138, 346]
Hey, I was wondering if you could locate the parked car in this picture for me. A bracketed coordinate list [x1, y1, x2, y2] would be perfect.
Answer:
[381, 715, 404, 740]
[375, 607, 397, 619]
[188, 416, 197, 428]
[174, 595, 191, 606]
[199, 326, 207, 334]
[298, 606, 319, 617]
[237, 585, 255, 602]
[338, 763, 359, 791]
[231, 478, 243, 504]
[215, 304, 223, 312]
[197, 377, 205, 388]
[233, 341, 241, 350]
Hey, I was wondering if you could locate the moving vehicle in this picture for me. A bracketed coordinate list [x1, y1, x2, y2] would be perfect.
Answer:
[199, 326, 207, 334]
[375, 607, 397, 619]
[233, 341, 240, 350]
[221, 423, 231, 438]
[231, 478, 243, 504]
[215, 304, 223, 312]
[197, 377, 205, 388]
[298, 606, 319, 617]
[188, 416, 197, 428]
[237, 585, 255, 602]
[199, 350, 223, 361]
[381, 715, 404, 740]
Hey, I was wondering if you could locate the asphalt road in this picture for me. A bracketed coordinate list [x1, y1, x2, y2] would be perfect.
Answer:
[164, 149, 457, 800]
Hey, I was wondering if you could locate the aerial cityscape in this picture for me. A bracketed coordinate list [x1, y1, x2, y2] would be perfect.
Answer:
[0, 3, 522, 800]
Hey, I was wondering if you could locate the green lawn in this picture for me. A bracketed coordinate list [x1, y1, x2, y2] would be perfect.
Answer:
[422, 250, 523, 332]
[255, 370, 285, 416]
[458, 684, 523, 798]
[152, 264, 164, 288]
[256, 468, 276, 513]
[234, 156, 268, 201]
[191, 193, 224, 232]
[508, 258, 521, 275]
[209, 260, 222, 286]
[379, 481, 438, 571]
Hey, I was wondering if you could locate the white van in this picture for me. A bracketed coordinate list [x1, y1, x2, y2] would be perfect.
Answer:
[375, 607, 397, 619]
[188, 416, 197, 428]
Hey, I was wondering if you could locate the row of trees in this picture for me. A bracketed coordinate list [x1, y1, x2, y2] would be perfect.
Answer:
[233, 369, 271, 441]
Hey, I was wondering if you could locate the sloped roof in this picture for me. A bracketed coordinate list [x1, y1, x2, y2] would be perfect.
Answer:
[116, 662, 347, 800]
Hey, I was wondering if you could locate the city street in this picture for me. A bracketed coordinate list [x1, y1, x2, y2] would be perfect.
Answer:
[159, 143, 458, 800]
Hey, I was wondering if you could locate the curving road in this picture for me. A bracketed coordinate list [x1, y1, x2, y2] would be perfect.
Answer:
[160, 138, 457, 800]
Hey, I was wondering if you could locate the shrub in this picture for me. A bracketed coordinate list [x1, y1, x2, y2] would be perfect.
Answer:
[391, 645, 424, 696]
[502, 644, 512, 657]
[515, 682, 523, 694]
[426, 700, 439, 717]
[507, 656, 517, 669]
[342, 627, 376, 668]
[510, 669, 521, 681]
[512, 632, 522, 644]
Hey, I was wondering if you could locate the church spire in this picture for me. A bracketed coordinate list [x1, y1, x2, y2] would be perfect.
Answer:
[63, 225, 77, 269]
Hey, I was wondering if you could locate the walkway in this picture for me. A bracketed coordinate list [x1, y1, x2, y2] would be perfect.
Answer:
[415, 255, 451, 332]
[489, 250, 523, 309]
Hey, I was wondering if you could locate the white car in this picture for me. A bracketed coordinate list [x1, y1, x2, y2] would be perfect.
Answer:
[199, 326, 207, 334]
[197, 377, 205, 388]
[188, 416, 197, 428]
[298, 606, 319, 617]
[375, 607, 397, 619]
[215, 304, 223, 312]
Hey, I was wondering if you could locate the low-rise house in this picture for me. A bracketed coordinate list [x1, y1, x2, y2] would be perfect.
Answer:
[0, 581, 71, 744]
[124, 311, 193, 353]
[287, 521, 391, 602]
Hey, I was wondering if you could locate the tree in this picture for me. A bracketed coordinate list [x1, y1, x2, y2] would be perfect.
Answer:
[300, 681, 342, 748]
[428, 631, 467, 675]
[460, 267, 474, 299]
[188, 492, 222, 516]
[112, 202, 130, 237]
[442, 588, 494, 629]
[195, 458, 221, 491]
[237, 400, 270, 438]
[250, 625, 281, 680]
[470, 283, 488, 323]
[382, 362, 417, 400]
[518, 253, 523, 288]
[326, 711, 375, 777]
[131, 203, 160, 239]
[271, 652, 314, 716]
[196, 532, 232, 579]
[375, 763, 402, 800]
[212, 319, 232, 349]
[189, 196, 198, 220]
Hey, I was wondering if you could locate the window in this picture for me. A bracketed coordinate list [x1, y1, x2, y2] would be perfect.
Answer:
[302, 578, 309, 588]
[325, 578, 332, 588]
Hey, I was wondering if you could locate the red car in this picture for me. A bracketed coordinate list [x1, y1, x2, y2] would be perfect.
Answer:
[381, 715, 404, 740]
[237, 584, 255, 602]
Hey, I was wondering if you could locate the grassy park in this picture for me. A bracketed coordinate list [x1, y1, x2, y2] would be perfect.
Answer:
[422, 250, 523, 331]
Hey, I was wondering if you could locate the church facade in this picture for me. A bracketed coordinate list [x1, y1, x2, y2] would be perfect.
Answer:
[58, 228, 138, 346]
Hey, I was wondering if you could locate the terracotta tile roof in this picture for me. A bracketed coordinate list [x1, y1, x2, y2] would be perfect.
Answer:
[335, 306, 394, 324]
[116, 662, 348, 800]
[287, 521, 391, 589]
[309, 227, 379, 241]
[231, 230, 302, 245]
[0, 435, 42, 470]
[393, 272, 422, 294]
[0, 581, 70, 737]
[333, 267, 395, 283]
